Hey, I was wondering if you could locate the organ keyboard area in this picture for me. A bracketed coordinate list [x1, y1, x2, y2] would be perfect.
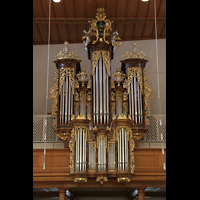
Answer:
[50, 8, 152, 184]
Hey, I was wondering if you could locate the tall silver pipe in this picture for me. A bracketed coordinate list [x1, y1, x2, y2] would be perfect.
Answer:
[62, 80, 65, 123]
[99, 54, 103, 124]
[104, 139, 106, 171]
[89, 144, 91, 169]
[134, 73, 137, 124]
[129, 83, 132, 118]
[76, 133, 78, 171]
[83, 131, 86, 171]
[98, 139, 100, 171]
[71, 85, 73, 120]
[103, 62, 106, 124]
[65, 76, 68, 123]
[106, 74, 109, 124]
[124, 129, 126, 171]
[93, 74, 96, 124]
[119, 131, 122, 171]
[118, 135, 119, 171]
[77, 130, 80, 171]
[59, 85, 62, 123]
[124, 131, 129, 171]
[131, 79, 134, 122]
[140, 86, 143, 123]
[122, 128, 124, 171]
[96, 63, 99, 124]
[83, 131, 84, 171]
[80, 128, 82, 171]
[68, 79, 71, 121]
[137, 80, 141, 124]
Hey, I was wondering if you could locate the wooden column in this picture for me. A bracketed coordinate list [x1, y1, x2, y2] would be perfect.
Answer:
[58, 188, 66, 200]
[137, 187, 146, 200]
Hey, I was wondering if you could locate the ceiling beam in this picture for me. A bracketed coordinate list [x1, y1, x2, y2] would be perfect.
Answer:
[33, 17, 166, 24]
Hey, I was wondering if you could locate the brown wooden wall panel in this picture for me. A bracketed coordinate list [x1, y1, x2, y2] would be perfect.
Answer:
[135, 149, 165, 169]
[33, 148, 166, 188]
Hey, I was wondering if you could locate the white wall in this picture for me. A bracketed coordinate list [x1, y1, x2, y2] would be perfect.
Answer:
[33, 39, 166, 115]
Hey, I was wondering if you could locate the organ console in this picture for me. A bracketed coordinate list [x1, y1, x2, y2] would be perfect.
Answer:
[50, 8, 152, 184]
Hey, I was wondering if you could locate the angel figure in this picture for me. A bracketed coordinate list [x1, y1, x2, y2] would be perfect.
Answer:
[82, 27, 92, 50]
[108, 30, 122, 51]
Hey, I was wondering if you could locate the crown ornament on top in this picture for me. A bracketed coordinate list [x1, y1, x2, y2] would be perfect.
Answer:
[121, 42, 148, 61]
[82, 8, 122, 50]
[53, 41, 81, 61]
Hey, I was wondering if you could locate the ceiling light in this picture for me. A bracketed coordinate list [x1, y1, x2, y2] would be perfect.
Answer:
[53, 0, 61, 3]
[142, 0, 149, 2]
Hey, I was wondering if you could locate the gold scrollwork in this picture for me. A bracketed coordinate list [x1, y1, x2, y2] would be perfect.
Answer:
[87, 91, 91, 101]
[66, 68, 75, 94]
[129, 139, 135, 174]
[49, 69, 59, 128]
[111, 78, 115, 88]
[143, 68, 153, 126]
[123, 90, 127, 100]
[96, 176, 108, 184]
[101, 51, 110, 75]
[92, 51, 101, 76]
[127, 67, 143, 95]
[111, 90, 115, 101]
[76, 114, 86, 120]
[117, 113, 127, 119]
[75, 90, 79, 101]
[69, 129, 75, 174]
[74, 178, 88, 182]
[117, 177, 130, 183]
[92, 51, 110, 76]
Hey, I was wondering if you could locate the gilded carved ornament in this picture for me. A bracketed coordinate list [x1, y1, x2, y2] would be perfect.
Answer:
[121, 42, 148, 61]
[92, 51, 110, 76]
[82, 8, 121, 50]
[49, 69, 59, 128]
[96, 176, 108, 184]
[74, 178, 88, 182]
[54, 41, 81, 61]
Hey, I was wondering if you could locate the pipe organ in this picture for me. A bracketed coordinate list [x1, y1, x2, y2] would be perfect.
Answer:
[50, 8, 152, 184]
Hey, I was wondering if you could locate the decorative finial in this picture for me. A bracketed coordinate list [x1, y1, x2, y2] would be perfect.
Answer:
[53, 41, 81, 61]
[131, 41, 138, 53]
[96, 8, 106, 21]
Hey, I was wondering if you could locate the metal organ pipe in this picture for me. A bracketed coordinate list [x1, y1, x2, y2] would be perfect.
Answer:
[92, 52, 110, 125]
[68, 79, 71, 121]
[106, 73, 109, 124]
[96, 63, 99, 124]
[134, 73, 138, 124]
[99, 54, 103, 124]
[103, 61, 106, 124]
[137, 80, 141, 124]
[65, 76, 68, 124]
[77, 129, 80, 171]
[140, 86, 143, 123]
[93, 75, 96, 124]
[122, 128, 124, 171]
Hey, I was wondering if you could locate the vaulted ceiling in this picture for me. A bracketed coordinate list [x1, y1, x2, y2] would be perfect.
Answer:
[33, 0, 166, 45]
